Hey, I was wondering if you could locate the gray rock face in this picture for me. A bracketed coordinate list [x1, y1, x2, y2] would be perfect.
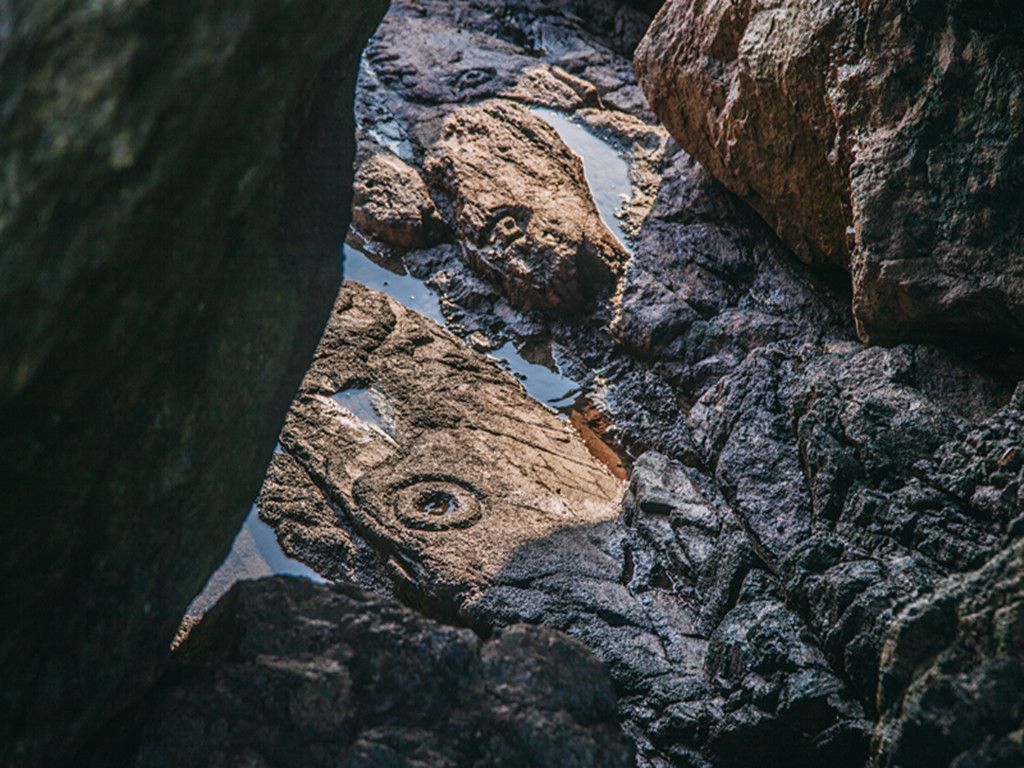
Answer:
[137, 576, 633, 768]
[260, 2, 1024, 766]
[0, 1, 387, 764]
[874, 537, 1024, 768]
[634, 0, 1024, 345]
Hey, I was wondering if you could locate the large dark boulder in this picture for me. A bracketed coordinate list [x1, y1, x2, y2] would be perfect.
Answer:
[635, 0, 1024, 345]
[136, 577, 634, 768]
[0, 2, 387, 764]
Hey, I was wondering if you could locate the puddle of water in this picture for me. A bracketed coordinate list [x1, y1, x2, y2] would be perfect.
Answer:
[344, 243, 445, 324]
[330, 386, 394, 436]
[184, 504, 325, 620]
[417, 489, 459, 517]
[341, 240, 635, 480]
[343, 242, 583, 408]
[487, 341, 580, 409]
[532, 108, 632, 252]
[245, 506, 325, 582]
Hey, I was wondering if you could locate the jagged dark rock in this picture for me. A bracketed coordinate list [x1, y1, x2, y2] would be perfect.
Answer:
[0, 2, 387, 764]
[635, 0, 1024, 345]
[875, 535, 1024, 768]
[136, 576, 634, 768]
[252, 2, 1024, 767]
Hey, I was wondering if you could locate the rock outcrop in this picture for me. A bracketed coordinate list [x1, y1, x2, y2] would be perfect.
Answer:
[259, 282, 625, 603]
[635, 0, 1024, 344]
[0, 1, 387, 764]
[263, 275, 1024, 767]
[349, 0, 651, 314]
[353, 151, 446, 251]
[286, 2, 1024, 765]
[874, 537, 1024, 768]
[426, 100, 628, 312]
[258, 284, 877, 766]
[137, 577, 633, 768]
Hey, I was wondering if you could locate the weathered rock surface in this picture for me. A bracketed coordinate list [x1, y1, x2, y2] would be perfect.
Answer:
[259, 283, 875, 766]
[635, 0, 1024, 344]
[353, 151, 446, 251]
[426, 100, 628, 312]
[257, 1, 1024, 766]
[266, 285, 1022, 766]
[0, 1, 386, 764]
[351, 0, 652, 314]
[260, 282, 625, 608]
[137, 576, 633, 768]
[874, 537, 1024, 768]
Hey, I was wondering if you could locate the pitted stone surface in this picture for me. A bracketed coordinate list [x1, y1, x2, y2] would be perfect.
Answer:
[136, 577, 634, 768]
[261, 282, 624, 614]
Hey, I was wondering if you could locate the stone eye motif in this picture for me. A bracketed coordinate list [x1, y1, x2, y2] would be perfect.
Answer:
[450, 67, 496, 90]
[492, 215, 525, 245]
[392, 476, 483, 531]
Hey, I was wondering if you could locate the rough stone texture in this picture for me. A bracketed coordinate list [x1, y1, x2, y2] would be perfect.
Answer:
[137, 576, 633, 768]
[260, 284, 875, 767]
[260, 282, 625, 611]
[351, 0, 653, 314]
[874, 535, 1024, 768]
[426, 100, 628, 312]
[635, 0, 1024, 344]
[353, 151, 446, 251]
[259, 1, 1024, 766]
[0, 2, 387, 765]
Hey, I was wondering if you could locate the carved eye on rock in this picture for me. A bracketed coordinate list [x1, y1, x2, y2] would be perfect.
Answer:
[392, 476, 483, 531]
[449, 67, 496, 91]
[492, 215, 525, 244]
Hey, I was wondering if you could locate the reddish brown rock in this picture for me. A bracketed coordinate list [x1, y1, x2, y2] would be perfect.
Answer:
[352, 151, 446, 251]
[425, 99, 629, 312]
[635, 0, 1024, 344]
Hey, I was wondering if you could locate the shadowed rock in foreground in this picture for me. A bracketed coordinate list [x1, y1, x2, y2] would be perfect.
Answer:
[137, 577, 633, 768]
[0, 1, 387, 764]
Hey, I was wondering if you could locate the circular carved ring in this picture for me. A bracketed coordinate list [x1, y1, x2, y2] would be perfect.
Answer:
[392, 476, 483, 531]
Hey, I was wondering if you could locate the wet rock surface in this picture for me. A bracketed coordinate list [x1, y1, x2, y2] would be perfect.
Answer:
[634, 0, 1024, 345]
[0, 1, 388, 765]
[138, 576, 633, 768]
[243, 1, 1024, 766]
[425, 99, 628, 312]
